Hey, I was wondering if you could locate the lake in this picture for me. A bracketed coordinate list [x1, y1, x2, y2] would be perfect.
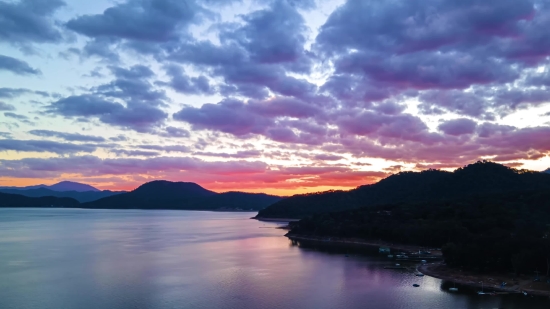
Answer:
[0, 208, 548, 309]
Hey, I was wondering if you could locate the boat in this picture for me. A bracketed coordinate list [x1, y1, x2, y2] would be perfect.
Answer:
[449, 282, 458, 292]
[387, 255, 394, 258]
[415, 273, 424, 277]
[413, 284, 420, 287]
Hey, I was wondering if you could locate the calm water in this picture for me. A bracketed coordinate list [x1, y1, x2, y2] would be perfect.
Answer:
[0, 208, 548, 309]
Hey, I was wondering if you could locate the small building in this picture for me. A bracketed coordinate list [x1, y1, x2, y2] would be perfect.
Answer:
[379, 247, 391, 254]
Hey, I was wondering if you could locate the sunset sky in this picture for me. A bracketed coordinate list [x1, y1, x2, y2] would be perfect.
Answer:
[1, 0, 550, 195]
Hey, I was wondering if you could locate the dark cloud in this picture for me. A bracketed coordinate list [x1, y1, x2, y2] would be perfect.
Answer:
[158, 64, 214, 95]
[47, 94, 167, 132]
[438, 118, 478, 136]
[0, 102, 15, 111]
[174, 99, 270, 136]
[0, 132, 12, 138]
[0, 55, 40, 75]
[316, 0, 550, 116]
[94, 65, 167, 104]
[66, 0, 203, 42]
[0, 0, 65, 47]
[168, 0, 316, 100]
[161, 126, 191, 138]
[0, 139, 96, 154]
[28, 130, 106, 142]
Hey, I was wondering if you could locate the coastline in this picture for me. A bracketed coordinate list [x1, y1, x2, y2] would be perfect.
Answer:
[420, 262, 550, 297]
[254, 216, 301, 222]
[287, 234, 550, 297]
[285, 234, 442, 255]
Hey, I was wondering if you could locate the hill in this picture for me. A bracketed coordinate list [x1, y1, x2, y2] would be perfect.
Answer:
[257, 161, 550, 219]
[0, 188, 123, 203]
[0, 192, 80, 208]
[80, 180, 283, 211]
[0, 181, 100, 192]
[287, 188, 550, 275]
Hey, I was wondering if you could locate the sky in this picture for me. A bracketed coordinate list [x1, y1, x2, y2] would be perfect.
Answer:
[1, 0, 550, 195]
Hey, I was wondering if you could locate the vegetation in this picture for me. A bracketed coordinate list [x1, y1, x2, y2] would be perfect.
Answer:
[258, 161, 550, 218]
[0, 192, 80, 208]
[286, 162, 550, 275]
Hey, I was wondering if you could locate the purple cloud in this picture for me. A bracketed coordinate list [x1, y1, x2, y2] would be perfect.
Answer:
[438, 118, 478, 136]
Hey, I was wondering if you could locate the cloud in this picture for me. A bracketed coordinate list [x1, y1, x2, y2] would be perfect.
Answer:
[438, 118, 478, 136]
[158, 64, 214, 95]
[46, 64, 170, 133]
[0, 139, 96, 154]
[0, 88, 49, 99]
[168, 0, 316, 100]
[0, 55, 41, 75]
[173, 99, 271, 136]
[0, 0, 65, 47]
[28, 130, 106, 142]
[160, 126, 191, 138]
[66, 0, 204, 42]
[0, 102, 15, 111]
[4, 112, 35, 125]
[315, 0, 550, 116]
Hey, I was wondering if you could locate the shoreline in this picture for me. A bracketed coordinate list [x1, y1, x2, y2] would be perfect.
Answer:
[420, 262, 550, 297]
[285, 234, 442, 255]
[253, 216, 301, 222]
[287, 234, 550, 297]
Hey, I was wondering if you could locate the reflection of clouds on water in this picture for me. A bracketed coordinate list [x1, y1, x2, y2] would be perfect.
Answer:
[0, 208, 547, 309]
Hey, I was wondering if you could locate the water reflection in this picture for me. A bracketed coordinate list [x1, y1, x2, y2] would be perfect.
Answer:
[0, 208, 548, 309]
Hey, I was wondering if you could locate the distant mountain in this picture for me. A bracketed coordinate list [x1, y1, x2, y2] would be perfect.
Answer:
[0, 181, 100, 192]
[544, 168, 550, 174]
[81, 180, 283, 211]
[0, 188, 123, 203]
[257, 161, 550, 219]
[0, 192, 80, 208]
[47, 181, 99, 192]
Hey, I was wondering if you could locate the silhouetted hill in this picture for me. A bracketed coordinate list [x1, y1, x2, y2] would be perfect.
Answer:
[0, 181, 99, 192]
[0, 192, 80, 208]
[199, 192, 283, 210]
[47, 181, 99, 192]
[544, 168, 550, 174]
[258, 161, 550, 218]
[0, 188, 123, 203]
[287, 188, 550, 275]
[81, 180, 282, 210]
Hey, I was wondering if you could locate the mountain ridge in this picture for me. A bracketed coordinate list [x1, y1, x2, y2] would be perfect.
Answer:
[257, 161, 550, 219]
[0, 181, 100, 192]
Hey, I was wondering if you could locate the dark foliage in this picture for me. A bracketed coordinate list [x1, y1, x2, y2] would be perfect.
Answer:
[0, 192, 80, 208]
[258, 161, 550, 218]
[288, 188, 550, 274]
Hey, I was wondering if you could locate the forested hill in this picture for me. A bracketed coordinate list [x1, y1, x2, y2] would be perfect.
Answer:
[257, 161, 550, 219]
[286, 189, 550, 274]
[0, 192, 80, 208]
[80, 180, 283, 211]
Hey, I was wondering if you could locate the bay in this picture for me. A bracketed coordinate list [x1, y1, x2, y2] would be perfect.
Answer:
[0, 208, 547, 309]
